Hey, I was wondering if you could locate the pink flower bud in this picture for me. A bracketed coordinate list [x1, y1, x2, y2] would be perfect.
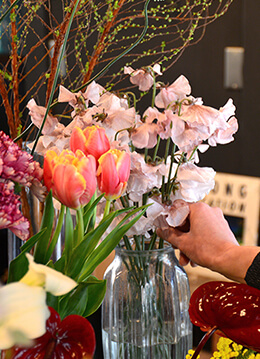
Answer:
[97, 149, 130, 200]
[70, 126, 110, 161]
[43, 149, 97, 209]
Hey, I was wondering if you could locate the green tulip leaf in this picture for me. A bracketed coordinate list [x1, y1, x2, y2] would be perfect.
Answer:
[78, 206, 148, 281]
[7, 229, 46, 283]
[58, 282, 89, 320]
[83, 193, 104, 233]
[66, 211, 117, 279]
[82, 276, 107, 317]
[33, 191, 55, 264]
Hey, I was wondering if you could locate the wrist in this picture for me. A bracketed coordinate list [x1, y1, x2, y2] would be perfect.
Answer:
[212, 245, 260, 283]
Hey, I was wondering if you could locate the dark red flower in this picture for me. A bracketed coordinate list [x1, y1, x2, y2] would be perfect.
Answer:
[3, 307, 96, 359]
[189, 281, 260, 352]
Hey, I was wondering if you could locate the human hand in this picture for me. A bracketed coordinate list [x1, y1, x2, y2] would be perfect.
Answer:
[157, 202, 239, 270]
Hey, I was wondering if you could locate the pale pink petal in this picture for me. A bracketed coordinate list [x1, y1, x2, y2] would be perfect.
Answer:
[177, 162, 216, 202]
[131, 123, 158, 149]
[208, 116, 239, 146]
[27, 99, 58, 135]
[83, 81, 104, 104]
[152, 64, 162, 75]
[155, 75, 191, 108]
[124, 66, 154, 91]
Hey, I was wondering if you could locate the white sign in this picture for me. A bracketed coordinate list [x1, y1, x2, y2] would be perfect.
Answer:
[202, 172, 260, 246]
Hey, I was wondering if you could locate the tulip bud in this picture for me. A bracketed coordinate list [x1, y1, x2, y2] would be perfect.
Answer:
[43, 149, 97, 209]
[70, 126, 110, 161]
[97, 149, 130, 200]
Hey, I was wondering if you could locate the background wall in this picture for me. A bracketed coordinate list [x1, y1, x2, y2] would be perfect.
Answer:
[166, 0, 260, 177]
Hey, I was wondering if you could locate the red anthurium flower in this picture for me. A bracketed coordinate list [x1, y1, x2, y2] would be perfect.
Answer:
[43, 149, 97, 209]
[97, 149, 130, 200]
[189, 281, 260, 353]
[3, 307, 96, 359]
[70, 126, 110, 162]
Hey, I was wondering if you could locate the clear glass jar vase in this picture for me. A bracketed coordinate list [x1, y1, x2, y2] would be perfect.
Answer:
[102, 241, 192, 359]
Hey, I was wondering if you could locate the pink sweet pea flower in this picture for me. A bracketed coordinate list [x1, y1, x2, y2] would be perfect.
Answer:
[97, 149, 130, 200]
[43, 149, 97, 209]
[130, 107, 170, 149]
[124, 64, 162, 91]
[27, 99, 59, 135]
[177, 162, 216, 202]
[208, 116, 238, 146]
[155, 75, 191, 109]
[70, 126, 110, 161]
[208, 99, 238, 146]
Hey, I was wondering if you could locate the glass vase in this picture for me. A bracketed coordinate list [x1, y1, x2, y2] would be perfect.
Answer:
[102, 241, 192, 359]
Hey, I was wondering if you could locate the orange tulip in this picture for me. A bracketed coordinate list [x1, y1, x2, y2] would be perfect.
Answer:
[43, 149, 97, 209]
[97, 149, 130, 200]
[70, 126, 110, 161]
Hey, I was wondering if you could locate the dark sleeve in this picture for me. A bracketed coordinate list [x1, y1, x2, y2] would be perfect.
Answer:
[244, 251, 260, 290]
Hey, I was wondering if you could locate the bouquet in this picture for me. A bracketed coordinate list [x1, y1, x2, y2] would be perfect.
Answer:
[27, 65, 238, 249]
[0, 64, 238, 357]
[0, 1, 238, 357]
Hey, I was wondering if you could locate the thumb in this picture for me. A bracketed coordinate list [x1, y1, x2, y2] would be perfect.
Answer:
[156, 226, 183, 247]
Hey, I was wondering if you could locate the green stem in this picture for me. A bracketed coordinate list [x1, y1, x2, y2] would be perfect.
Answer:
[161, 138, 171, 201]
[165, 143, 176, 201]
[103, 199, 111, 218]
[46, 204, 66, 261]
[76, 207, 84, 245]
[151, 68, 157, 108]
[152, 136, 161, 162]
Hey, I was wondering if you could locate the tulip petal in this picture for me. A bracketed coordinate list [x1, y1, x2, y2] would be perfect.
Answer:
[53, 163, 86, 209]
[70, 127, 87, 154]
[116, 151, 131, 183]
[43, 150, 57, 192]
[97, 152, 119, 197]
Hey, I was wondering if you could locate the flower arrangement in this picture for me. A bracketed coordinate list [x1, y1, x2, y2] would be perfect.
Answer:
[27, 66, 238, 249]
[0, 0, 240, 357]
[0, 63, 239, 356]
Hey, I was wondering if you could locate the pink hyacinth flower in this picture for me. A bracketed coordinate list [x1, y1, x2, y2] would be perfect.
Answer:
[0, 131, 43, 188]
[0, 180, 30, 240]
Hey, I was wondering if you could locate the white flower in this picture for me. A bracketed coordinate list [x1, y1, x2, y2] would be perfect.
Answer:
[0, 282, 49, 350]
[20, 254, 77, 296]
[0, 254, 77, 350]
[177, 162, 216, 202]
